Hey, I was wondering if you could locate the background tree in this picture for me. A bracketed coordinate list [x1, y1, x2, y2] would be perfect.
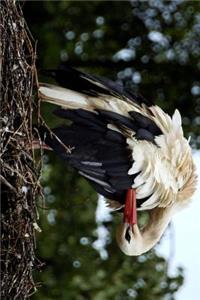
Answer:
[23, 1, 200, 299]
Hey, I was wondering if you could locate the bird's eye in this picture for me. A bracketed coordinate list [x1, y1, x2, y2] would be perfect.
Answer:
[125, 226, 131, 243]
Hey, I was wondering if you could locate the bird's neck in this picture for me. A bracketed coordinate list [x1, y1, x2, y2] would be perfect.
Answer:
[116, 205, 176, 256]
[140, 206, 175, 253]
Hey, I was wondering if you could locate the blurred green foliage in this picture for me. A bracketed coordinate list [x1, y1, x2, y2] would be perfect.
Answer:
[23, 1, 200, 299]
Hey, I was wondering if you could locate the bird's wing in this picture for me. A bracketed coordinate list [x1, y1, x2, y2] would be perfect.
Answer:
[39, 67, 195, 209]
[40, 105, 164, 208]
[39, 108, 132, 204]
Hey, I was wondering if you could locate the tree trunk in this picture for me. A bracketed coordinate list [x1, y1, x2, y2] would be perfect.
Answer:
[1, 1, 42, 298]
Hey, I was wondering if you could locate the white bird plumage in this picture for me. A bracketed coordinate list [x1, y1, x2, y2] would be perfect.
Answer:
[39, 69, 197, 256]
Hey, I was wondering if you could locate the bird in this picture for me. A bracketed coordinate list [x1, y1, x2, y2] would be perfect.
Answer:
[38, 66, 197, 256]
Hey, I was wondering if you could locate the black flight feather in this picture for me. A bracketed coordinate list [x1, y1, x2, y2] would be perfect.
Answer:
[129, 111, 162, 136]
[42, 66, 153, 107]
[96, 109, 137, 131]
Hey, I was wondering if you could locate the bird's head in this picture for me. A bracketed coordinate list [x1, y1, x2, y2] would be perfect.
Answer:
[116, 222, 145, 256]
[116, 206, 175, 256]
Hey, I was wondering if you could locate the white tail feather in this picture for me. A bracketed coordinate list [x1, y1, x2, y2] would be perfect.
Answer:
[39, 83, 91, 110]
[39, 82, 139, 120]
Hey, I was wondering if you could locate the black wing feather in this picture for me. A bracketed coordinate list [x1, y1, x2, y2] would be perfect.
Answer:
[129, 111, 162, 136]
[39, 113, 137, 204]
[96, 109, 137, 131]
[42, 66, 153, 107]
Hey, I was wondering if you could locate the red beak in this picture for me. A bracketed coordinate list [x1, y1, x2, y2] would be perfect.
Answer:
[124, 189, 137, 225]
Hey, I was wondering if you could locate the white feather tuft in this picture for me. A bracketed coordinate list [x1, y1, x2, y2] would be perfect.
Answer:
[172, 109, 182, 135]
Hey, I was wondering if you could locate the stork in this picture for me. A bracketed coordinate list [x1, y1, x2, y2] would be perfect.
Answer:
[38, 67, 197, 256]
